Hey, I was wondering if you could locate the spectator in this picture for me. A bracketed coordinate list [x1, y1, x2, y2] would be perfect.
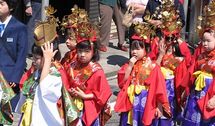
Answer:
[0, 0, 28, 111]
[24, 0, 41, 56]
[99, 0, 128, 52]
[126, 0, 149, 54]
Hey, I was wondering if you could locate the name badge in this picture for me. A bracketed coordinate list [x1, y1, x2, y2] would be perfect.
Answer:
[6, 38, 13, 43]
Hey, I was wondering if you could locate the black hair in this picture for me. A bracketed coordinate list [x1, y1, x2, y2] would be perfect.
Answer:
[76, 40, 100, 62]
[204, 29, 215, 36]
[164, 36, 183, 57]
[174, 43, 183, 57]
[131, 40, 146, 50]
[32, 39, 61, 61]
[3, 0, 16, 12]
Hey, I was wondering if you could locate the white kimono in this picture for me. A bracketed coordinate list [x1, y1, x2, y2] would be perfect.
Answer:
[0, 85, 3, 103]
[31, 74, 63, 126]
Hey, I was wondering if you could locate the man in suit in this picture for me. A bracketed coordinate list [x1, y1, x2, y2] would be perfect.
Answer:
[0, 0, 28, 111]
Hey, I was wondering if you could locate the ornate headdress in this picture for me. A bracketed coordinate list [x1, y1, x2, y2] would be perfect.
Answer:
[61, 5, 89, 30]
[61, 5, 98, 43]
[132, 22, 155, 43]
[144, 0, 183, 37]
[34, 6, 59, 46]
[197, 0, 215, 36]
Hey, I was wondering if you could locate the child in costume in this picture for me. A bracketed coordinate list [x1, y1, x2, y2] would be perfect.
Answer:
[114, 29, 171, 125]
[155, 36, 191, 125]
[182, 1, 215, 125]
[16, 6, 65, 126]
[141, 1, 191, 125]
[63, 21, 112, 126]
[0, 71, 15, 125]
[143, 0, 185, 60]
[61, 5, 89, 75]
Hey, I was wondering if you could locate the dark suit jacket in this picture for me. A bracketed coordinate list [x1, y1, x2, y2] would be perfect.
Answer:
[0, 16, 28, 84]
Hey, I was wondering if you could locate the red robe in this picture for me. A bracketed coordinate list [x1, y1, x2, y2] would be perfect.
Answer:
[160, 41, 192, 109]
[196, 50, 215, 120]
[115, 63, 171, 125]
[173, 41, 192, 108]
[198, 79, 215, 120]
[148, 37, 159, 60]
[19, 65, 35, 89]
[66, 61, 112, 126]
[61, 50, 77, 77]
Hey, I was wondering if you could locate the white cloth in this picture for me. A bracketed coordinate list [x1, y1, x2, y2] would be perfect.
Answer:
[0, 85, 3, 104]
[126, 0, 149, 22]
[31, 74, 63, 126]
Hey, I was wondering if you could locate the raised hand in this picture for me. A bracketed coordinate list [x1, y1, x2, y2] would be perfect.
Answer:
[41, 42, 58, 61]
[40, 42, 58, 81]
[159, 38, 167, 56]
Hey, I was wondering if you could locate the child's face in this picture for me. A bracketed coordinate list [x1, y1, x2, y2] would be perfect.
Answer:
[65, 36, 76, 50]
[131, 47, 146, 60]
[77, 49, 93, 64]
[32, 54, 44, 70]
[202, 32, 215, 52]
[0, 1, 9, 16]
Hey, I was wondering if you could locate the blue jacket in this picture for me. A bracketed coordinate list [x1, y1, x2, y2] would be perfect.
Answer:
[0, 16, 28, 84]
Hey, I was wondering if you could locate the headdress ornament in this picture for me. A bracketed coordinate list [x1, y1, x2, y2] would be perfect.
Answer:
[132, 22, 155, 43]
[34, 6, 59, 46]
[61, 5, 89, 30]
[197, 0, 215, 36]
[61, 5, 98, 43]
[144, 0, 183, 37]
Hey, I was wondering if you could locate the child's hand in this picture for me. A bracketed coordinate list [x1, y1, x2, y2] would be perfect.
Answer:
[69, 87, 86, 99]
[129, 56, 138, 66]
[155, 107, 162, 118]
[207, 96, 215, 109]
[41, 42, 58, 61]
[9, 82, 17, 88]
[159, 38, 167, 56]
[177, 38, 183, 45]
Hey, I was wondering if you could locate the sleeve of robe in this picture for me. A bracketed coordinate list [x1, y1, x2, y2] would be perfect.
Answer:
[143, 65, 171, 125]
[114, 64, 133, 112]
[82, 69, 112, 126]
[174, 41, 193, 107]
[31, 74, 63, 126]
[179, 41, 191, 67]
[198, 79, 215, 120]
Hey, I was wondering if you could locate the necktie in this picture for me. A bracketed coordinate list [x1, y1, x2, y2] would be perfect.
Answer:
[0, 24, 5, 33]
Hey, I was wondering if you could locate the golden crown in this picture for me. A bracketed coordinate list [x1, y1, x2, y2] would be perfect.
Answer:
[61, 5, 98, 43]
[34, 6, 59, 46]
[61, 5, 89, 34]
[197, 0, 215, 35]
[144, 0, 183, 37]
[133, 22, 155, 42]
